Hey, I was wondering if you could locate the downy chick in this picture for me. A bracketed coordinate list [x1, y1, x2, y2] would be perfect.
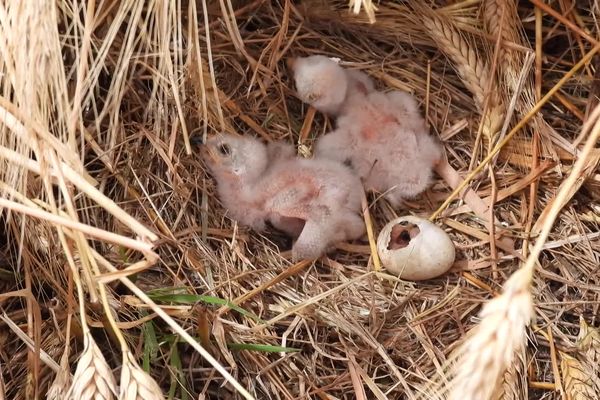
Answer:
[290, 55, 442, 207]
[198, 133, 365, 261]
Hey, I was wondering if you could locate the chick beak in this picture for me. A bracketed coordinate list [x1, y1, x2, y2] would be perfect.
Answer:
[190, 136, 213, 162]
[190, 135, 204, 146]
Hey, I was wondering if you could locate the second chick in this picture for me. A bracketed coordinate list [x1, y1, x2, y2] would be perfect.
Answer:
[290, 55, 442, 207]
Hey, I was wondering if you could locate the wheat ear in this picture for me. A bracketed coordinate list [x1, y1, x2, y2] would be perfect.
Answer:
[560, 352, 600, 399]
[119, 351, 165, 400]
[482, 0, 536, 116]
[423, 12, 504, 145]
[483, 0, 520, 71]
[560, 317, 600, 398]
[46, 352, 72, 400]
[414, 266, 533, 400]
[66, 330, 118, 400]
[423, 13, 498, 110]
[491, 343, 528, 400]
[448, 268, 533, 400]
[482, 0, 561, 163]
[577, 317, 600, 365]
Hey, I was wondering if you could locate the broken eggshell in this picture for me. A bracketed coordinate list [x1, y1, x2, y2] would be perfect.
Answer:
[376, 216, 455, 280]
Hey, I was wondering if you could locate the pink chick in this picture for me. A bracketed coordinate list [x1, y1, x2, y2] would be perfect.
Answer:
[197, 133, 365, 261]
[290, 55, 442, 207]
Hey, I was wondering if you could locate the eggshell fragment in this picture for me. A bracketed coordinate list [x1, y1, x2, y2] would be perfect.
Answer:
[377, 216, 455, 280]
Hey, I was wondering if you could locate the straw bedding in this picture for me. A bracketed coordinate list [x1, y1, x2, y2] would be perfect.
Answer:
[0, 0, 599, 399]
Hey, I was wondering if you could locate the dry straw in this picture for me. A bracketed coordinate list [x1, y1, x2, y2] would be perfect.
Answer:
[1, 0, 600, 398]
[349, 0, 377, 23]
[0, 0, 249, 397]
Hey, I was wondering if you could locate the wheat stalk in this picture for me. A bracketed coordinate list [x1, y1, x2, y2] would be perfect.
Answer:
[0, 195, 155, 254]
[119, 351, 164, 400]
[53, 167, 165, 400]
[0, 0, 82, 195]
[57, 199, 118, 400]
[66, 330, 118, 400]
[0, 0, 247, 398]
[49, 141, 163, 400]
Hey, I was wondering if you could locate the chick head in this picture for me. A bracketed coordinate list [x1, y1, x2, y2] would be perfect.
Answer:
[289, 55, 349, 114]
[199, 133, 268, 182]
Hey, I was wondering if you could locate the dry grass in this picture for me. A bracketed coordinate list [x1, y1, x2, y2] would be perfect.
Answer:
[0, 0, 599, 399]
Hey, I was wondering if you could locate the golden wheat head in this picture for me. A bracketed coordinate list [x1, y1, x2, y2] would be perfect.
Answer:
[423, 13, 498, 110]
[119, 351, 165, 400]
[418, 267, 533, 400]
[66, 331, 117, 400]
[422, 11, 504, 144]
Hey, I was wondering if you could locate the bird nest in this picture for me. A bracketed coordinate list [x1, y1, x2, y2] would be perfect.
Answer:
[0, 1, 599, 399]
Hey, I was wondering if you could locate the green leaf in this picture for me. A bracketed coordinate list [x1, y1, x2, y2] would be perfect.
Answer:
[148, 291, 264, 323]
[118, 246, 128, 263]
[141, 319, 159, 372]
[227, 343, 301, 353]
[167, 338, 190, 400]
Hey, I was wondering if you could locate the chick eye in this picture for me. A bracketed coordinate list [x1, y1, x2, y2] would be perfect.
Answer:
[218, 143, 231, 156]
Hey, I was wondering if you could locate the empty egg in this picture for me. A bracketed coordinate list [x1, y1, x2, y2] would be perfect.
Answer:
[377, 216, 455, 280]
